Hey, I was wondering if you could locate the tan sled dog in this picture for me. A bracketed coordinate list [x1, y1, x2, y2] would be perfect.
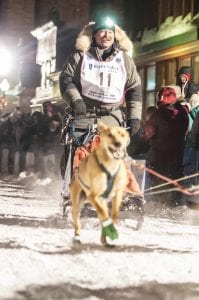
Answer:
[70, 121, 139, 245]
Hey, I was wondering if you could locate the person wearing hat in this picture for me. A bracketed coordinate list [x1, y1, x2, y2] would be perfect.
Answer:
[176, 66, 199, 102]
[59, 17, 143, 212]
[143, 86, 189, 209]
[59, 17, 142, 136]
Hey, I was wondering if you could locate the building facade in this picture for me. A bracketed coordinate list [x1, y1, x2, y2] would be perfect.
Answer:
[131, 0, 199, 113]
[0, 0, 90, 113]
[0, 0, 198, 114]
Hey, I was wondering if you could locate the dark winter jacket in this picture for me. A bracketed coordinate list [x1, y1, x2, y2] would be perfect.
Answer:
[190, 110, 199, 150]
[144, 101, 189, 178]
[185, 105, 199, 149]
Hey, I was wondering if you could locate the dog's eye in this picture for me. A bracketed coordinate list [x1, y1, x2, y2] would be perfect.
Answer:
[108, 133, 113, 138]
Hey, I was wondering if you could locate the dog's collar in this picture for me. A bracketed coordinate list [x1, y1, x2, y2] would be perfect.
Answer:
[94, 151, 120, 198]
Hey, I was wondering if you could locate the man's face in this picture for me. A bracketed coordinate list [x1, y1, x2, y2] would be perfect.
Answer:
[94, 29, 115, 50]
[180, 75, 187, 83]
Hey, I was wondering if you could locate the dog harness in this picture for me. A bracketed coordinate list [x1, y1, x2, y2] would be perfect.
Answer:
[94, 152, 120, 198]
[77, 151, 120, 198]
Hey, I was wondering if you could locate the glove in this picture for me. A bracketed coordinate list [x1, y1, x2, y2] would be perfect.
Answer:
[73, 99, 86, 117]
[126, 118, 140, 136]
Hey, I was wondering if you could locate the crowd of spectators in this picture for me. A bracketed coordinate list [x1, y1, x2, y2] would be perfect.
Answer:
[138, 66, 199, 208]
[1, 66, 198, 211]
[0, 101, 63, 178]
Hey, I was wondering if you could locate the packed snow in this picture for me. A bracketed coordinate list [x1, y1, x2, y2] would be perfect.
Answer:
[0, 173, 199, 299]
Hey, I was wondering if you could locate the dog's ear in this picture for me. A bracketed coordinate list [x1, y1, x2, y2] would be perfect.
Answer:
[97, 121, 108, 133]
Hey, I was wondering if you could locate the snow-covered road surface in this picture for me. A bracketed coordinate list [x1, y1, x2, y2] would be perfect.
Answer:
[0, 173, 199, 300]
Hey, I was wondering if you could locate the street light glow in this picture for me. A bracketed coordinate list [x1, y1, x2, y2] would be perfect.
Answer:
[0, 78, 10, 93]
[0, 47, 12, 76]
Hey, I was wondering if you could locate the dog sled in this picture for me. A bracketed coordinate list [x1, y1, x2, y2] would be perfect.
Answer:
[59, 109, 145, 230]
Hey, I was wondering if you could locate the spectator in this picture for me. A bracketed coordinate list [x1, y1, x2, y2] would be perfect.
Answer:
[191, 109, 199, 152]
[144, 86, 189, 208]
[183, 93, 199, 185]
[176, 66, 199, 102]
[42, 101, 63, 176]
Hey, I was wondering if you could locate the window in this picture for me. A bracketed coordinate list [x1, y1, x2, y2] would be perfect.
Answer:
[146, 65, 156, 91]
[192, 55, 199, 83]
[156, 61, 166, 90]
[138, 67, 145, 91]
[146, 65, 156, 106]
[166, 59, 177, 85]
[179, 56, 191, 68]
[146, 92, 156, 108]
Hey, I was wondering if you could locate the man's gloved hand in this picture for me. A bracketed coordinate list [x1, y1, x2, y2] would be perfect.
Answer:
[73, 99, 87, 117]
[126, 118, 140, 136]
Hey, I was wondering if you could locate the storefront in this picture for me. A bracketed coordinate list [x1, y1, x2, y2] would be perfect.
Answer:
[134, 13, 199, 113]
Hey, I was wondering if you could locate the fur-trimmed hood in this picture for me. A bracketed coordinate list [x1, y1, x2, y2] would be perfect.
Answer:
[75, 22, 133, 56]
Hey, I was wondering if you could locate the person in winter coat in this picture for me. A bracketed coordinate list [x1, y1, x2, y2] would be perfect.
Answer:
[42, 101, 63, 176]
[59, 17, 142, 137]
[176, 66, 199, 102]
[180, 94, 199, 207]
[59, 17, 143, 210]
[191, 110, 199, 152]
[144, 86, 189, 208]
[183, 94, 199, 174]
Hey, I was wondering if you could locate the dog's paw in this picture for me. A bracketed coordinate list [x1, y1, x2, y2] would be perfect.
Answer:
[73, 235, 81, 245]
[100, 232, 117, 248]
[101, 219, 118, 241]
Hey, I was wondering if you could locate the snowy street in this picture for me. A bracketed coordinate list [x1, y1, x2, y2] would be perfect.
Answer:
[1, 173, 199, 300]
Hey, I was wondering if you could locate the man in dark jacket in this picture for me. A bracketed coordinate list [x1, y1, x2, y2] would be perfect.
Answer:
[59, 17, 142, 136]
[59, 17, 143, 212]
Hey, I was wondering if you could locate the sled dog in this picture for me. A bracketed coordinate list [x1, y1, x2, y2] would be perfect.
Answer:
[70, 121, 140, 245]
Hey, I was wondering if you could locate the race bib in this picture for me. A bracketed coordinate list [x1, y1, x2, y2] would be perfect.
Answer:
[81, 51, 126, 103]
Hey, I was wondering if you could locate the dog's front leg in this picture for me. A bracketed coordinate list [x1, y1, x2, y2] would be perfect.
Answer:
[88, 195, 109, 222]
[88, 195, 119, 244]
[111, 190, 123, 224]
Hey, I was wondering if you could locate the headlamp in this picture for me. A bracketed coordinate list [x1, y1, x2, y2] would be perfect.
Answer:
[104, 17, 114, 27]
[93, 16, 115, 34]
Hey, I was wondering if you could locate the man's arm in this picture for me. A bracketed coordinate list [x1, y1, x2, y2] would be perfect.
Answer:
[59, 52, 86, 116]
[123, 54, 143, 134]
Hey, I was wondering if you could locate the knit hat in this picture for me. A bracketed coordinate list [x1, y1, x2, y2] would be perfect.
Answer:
[93, 17, 115, 34]
[157, 86, 177, 105]
[177, 66, 192, 82]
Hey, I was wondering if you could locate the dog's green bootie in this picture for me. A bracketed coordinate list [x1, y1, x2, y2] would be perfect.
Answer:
[101, 219, 118, 240]
[73, 234, 81, 245]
